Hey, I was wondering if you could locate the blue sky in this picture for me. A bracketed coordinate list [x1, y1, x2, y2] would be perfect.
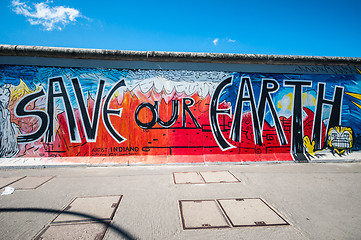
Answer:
[0, 0, 360, 57]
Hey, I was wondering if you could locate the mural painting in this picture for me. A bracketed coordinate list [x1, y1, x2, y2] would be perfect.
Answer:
[1, 65, 361, 163]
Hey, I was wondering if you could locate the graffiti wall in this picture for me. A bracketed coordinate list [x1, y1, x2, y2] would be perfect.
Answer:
[1, 65, 361, 163]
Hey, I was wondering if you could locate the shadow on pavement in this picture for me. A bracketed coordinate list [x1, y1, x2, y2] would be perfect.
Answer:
[0, 207, 136, 240]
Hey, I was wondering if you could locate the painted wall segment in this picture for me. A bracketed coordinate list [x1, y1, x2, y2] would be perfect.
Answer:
[1, 65, 361, 163]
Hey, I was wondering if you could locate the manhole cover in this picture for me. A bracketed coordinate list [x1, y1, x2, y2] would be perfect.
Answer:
[34, 222, 109, 240]
[179, 200, 230, 229]
[217, 198, 289, 227]
[0, 176, 26, 189]
[53, 195, 122, 223]
[10, 176, 55, 190]
[199, 171, 240, 183]
[173, 172, 205, 184]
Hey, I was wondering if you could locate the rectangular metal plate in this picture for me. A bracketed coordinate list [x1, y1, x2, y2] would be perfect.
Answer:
[179, 200, 230, 229]
[0, 176, 26, 189]
[173, 172, 205, 184]
[199, 171, 240, 183]
[10, 176, 55, 189]
[34, 222, 109, 240]
[217, 198, 289, 227]
[53, 195, 122, 223]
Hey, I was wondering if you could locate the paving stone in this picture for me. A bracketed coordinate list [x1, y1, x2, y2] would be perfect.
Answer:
[10, 176, 54, 190]
[173, 172, 205, 184]
[218, 198, 288, 227]
[53, 195, 122, 223]
[179, 200, 230, 229]
[34, 222, 109, 240]
[199, 171, 239, 183]
[0, 176, 25, 189]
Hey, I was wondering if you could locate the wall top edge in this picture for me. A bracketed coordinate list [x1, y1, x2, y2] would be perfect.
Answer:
[0, 44, 360, 66]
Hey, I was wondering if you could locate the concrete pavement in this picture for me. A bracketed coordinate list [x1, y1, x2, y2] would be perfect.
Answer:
[0, 162, 360, 239]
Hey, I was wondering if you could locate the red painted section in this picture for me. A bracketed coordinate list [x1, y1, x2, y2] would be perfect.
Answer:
[42, 89, 327, 163]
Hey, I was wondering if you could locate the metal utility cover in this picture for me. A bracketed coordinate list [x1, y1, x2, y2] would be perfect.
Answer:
[34, 222, 109, 240]
[199, 171, 240, 183]
[173, 172, 205, 184]
[10, 176, 54, 189]
[218, 198, 288, 227]
[0, 176, 25, 189]
[53, 195, 122, 223]
[179, 200, 230, 229]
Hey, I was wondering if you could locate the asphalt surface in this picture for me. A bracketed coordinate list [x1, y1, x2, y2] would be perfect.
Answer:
[0, 162, 360, 240]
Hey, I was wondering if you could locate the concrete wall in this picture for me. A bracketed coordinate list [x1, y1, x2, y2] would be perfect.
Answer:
[1, 45, 361, 165]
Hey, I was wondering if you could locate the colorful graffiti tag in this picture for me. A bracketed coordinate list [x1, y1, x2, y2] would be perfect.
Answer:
[1, 65, 361, 163]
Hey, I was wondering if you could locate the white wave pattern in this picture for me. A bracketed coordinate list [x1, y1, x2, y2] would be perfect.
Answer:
[129, 76, 216, 98]
[126, 70, 229, 98]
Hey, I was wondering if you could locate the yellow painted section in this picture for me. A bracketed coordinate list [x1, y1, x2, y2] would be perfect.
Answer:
[345, 92, 361, 101]
[351, 101, 361, 109]
[355, 66, 361, 74]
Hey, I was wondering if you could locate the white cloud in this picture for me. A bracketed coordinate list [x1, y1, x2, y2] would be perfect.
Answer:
[11, 0, 83, 31]
[212, 37, 236, 46]
[212, 38, 219, 46]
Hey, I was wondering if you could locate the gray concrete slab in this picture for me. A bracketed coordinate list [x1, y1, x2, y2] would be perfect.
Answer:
[53, 196, 122, 223]
[199, 171, 240, 183]
[173, 172, 204, 184]
[179, 200, 229, 229]
[34, 222, 109, 240]
[0, 162, 360, 239]
[218, 198, 288, 227]
[0, 176, 25, 189]
[10, 176, 54, 190]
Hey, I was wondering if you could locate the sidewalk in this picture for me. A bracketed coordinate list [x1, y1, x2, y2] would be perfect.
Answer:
[0, 162, 360, 240]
